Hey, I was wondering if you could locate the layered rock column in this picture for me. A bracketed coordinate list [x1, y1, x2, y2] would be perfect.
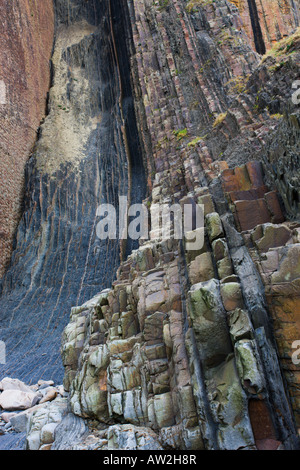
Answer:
[55, 0, 300, 450]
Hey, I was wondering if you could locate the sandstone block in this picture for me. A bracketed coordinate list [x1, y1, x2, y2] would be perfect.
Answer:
[206, 213, 224, 242]
[188, 252, 214, 284]
[220, 282, 244, 312]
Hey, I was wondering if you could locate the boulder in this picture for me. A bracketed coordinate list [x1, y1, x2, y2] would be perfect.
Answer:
[0, 377, 33, 394]
[0, 390, 39, 411]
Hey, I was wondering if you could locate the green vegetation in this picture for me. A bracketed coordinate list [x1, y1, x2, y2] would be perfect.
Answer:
[262, 27, 300, 62]
[186, 0, 214, 13]
[270, 113, 283, 120]
[187, 135, 206, 147]
[225, 75, 249, 95]
[157, 0, 169, 10]
[172, 128, 188, 140]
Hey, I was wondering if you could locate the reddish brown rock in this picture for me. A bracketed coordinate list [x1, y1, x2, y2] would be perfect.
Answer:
[229, 0, 299, 53]
[0, 0, 54, 276]
[248, 399, 281, 450]
[235, 199, 272, 231]
[221, 162, 284, 231]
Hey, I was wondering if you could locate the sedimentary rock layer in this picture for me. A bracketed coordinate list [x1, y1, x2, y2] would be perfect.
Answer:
[0, 0, 145, 384]
[228, 0, 299, 53]
[0, 0, 300, 452]
[48, 0, 300, 451]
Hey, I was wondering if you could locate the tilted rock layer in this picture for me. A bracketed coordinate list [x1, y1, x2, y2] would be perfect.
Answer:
[0, 0, 300, 451]
[53, 0, 300, 451]
[0, 0, 145, 383]
[229, 0, 299, 53]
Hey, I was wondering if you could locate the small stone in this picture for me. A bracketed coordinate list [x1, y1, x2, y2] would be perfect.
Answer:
[1, 412, 17, 423]
[40, 444, 53, 450]
[39, 389, 57, 404]
[57, 385, 65, 397]
[38, 380, 55, 388]
[41, 422, 58, 444]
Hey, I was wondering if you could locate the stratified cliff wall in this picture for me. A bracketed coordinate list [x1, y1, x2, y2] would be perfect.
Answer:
[0, 0, 145, 384]
[229, 0, 299, 53]
[0, 0, 299, 452]
[0, 0, 55, 278]
[41, 0, 300, 452]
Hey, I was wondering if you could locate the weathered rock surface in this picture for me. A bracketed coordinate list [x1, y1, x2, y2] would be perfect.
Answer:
[0, 0, 54, 277]
[0, 0, 300, 452]
[0, 0, 146, 383]
[25, 397, 68, 450]
[228, 0, 299, 53]
[0, 390, 39, 412]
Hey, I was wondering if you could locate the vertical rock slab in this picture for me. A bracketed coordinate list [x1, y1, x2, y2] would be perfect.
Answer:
[0, 0, 54, 277]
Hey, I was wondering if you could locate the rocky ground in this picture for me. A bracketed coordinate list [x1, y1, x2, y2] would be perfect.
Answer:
[0, 377, 68, 450]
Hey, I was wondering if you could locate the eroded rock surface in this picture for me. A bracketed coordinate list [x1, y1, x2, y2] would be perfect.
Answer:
[0, 0, 145, 383]
[0, 0, 300, 452]
[0, 0, 54, 277]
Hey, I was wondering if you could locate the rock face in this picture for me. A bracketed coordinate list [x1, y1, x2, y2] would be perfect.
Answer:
[0, 0, 300, 452]
[0, 0, 54, 277]
[229, 0, 299, 54]
[0, 0, 146, 383]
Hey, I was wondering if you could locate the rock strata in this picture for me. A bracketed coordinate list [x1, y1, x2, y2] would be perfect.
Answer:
[0, 0, 300, 452]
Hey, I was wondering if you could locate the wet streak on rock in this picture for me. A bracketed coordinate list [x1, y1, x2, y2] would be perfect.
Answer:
[109, 0, 147, 258]
[0, 0, 145, 384]
[247, 0, 266, 54]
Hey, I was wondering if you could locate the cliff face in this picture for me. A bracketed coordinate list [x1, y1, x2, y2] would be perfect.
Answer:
[0, 0, 54, 278]
[229, 0, 299, 54]
[0, 0, 145, 384]
[0, 0, 300, 452]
